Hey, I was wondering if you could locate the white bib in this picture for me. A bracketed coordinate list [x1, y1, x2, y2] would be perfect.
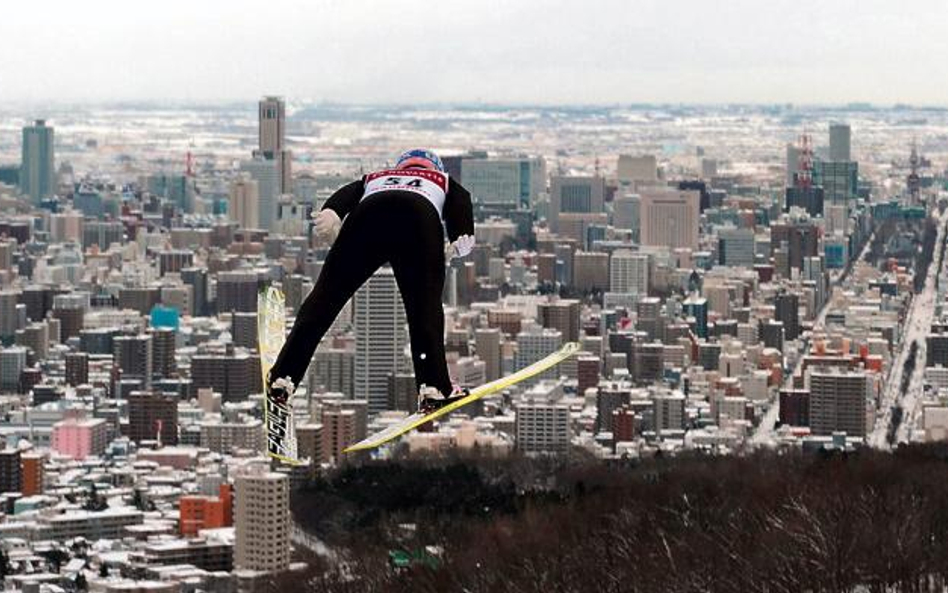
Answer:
[362, 168, 448, 217]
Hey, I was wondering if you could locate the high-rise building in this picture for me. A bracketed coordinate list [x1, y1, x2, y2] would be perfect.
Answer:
[51, 418, 109, 459]
[150, 327, 176, 380]
[256, 96, 292, 195]
[191, 346, 259, 402]
[310, 346, 355, 398]
[813, 161, 858, 205]
[52, 293, 87, 341]
[771, 220, 820, 276]
[200, 419, 264, 454]
[549, 176, 605, 232]
[718, 227, 756, 268]
[20, 120, 55, 202]
[460, 156, 546, 208]
[240, 157, 280, 231]
[21, 452, 44, 496]
[234, 466, 290, 572]
[0, 290, 19, 345]
[114, 334, 154, 388]
[296, 423, 324, 464]
[829, 123, 852, 162]
[216, 271, 259, 313]
[653, 393, 686, 431]
[515, 328, 563, 385]
[65, 352, 89, 386]
[228, 174, 260, 229]
[127, 391, 179, 445]
[321, 408, 356, 464]
[612, 194, 641, 241]
[475, 328, 503, 382]
[516, 401, 570, 454]
[610, 250, 649, 295]
[774, 292, 801, 341]
[809, 370, 872, 437]
[572, 251, 609, 292]
[538, 300, 581, 342]
[0, 449, 22, 493]
[682, 295, 709, 339]
[617, 155, 657, 186]
[0, 346, 28, 393]
[354, 268, 409, 412]
[639, 188, 700, 250]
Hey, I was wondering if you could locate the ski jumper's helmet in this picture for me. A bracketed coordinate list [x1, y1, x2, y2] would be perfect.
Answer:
[396, 149, 445, 172]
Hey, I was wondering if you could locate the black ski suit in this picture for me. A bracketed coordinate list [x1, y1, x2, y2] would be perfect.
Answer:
[268, 168, 474, 398]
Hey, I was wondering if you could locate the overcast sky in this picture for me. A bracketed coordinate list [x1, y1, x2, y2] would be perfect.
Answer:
[2, 0, 948, 106]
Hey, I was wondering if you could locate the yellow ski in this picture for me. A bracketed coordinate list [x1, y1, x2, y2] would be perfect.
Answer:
[344, 341, 581, 453]
[257, 285, 303, 465]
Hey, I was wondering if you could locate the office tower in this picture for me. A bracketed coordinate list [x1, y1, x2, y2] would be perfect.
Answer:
[829, 123, 852, 162]
[813, 161, 858, 205]
[21, 452, 44, 496]
[127, 391, 179, 445]
[632, 342, 664, 384]
[538, 300, 581, 342]
[240, 157, 280, 231]
[775, 293, 801, 341]
[17, 322, 49, 360]
[199, 419, 265, 453]
[639, 188, 700, 250]
[20, 120, 55, 202]
[610, 250, 649, 295]
[310, 347, 355, 397]
[549, 176, 606, 232]
[613, 405, 636, 442]
[228, 174, 260, 229]
[515, 328, 563, 385]
[52, 418, 109, 459]
[682, 295, 708, 339]
[234, 466, 290, 572]
[927, 334, 948, 367]
[572, 251, 609, 292]
[150, 327, 176, 379]
[354, 267, 409, 412]
[191, 346, 259, 402]
[114, 334, 154, 388]
[653, 393, 686, 431]
[718, 228, 756, 268]
[460, 156, 546, 208]
[475, 328, 503, 382]
[515, 401, 570, 454]
[617, 154, 657, 186]
[158, 250, 194, 276]
[147, 173, 194, 212]
[0, 346, 27, 392]
[216, 271, 259, 313]
[809, 370, 871, 437]
[256, 96, 292, 194]
[230, 312, 257, 350]
[119, 287, 161, 315]
[49, 207, 83, 243]
[65, 352, 89, 386]
[0, 239, 14, 271]
[0, 449, 22, 493]
[0, 290, 19, 344]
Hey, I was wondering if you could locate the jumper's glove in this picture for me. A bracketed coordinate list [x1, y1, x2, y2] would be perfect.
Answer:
[312, 209, 342, 244]
[445, 234, 475, 261]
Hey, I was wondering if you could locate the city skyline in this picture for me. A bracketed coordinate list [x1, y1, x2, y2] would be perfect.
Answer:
[3, 0, 948, 106]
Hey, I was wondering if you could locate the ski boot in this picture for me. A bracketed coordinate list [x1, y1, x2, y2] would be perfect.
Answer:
[266, 375, 296, 406]
[418, 385, 470, 414]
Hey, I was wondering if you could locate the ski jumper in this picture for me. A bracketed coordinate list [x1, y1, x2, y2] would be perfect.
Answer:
[268, 168, 474, 398]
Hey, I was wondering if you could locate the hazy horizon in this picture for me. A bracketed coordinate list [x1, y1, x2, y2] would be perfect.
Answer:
[3, 0, 948, 106]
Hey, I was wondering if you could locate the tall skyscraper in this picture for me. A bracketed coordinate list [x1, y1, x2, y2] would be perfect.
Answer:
[234, 466, 290, 572]
[114, 334, 154, 389]
[20, 120, 55, 202]
[354, 267, 409, 412]
[829, 123, 852, 162]
[639, 188, 700, 250]
[228, 174, 260, 229]
[774, 292, 801, 341]
[0, 290, 19, 345]
[256, 96, 292, 195]
[460, 156, 546, 208]
[718, 227, 756, 268]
